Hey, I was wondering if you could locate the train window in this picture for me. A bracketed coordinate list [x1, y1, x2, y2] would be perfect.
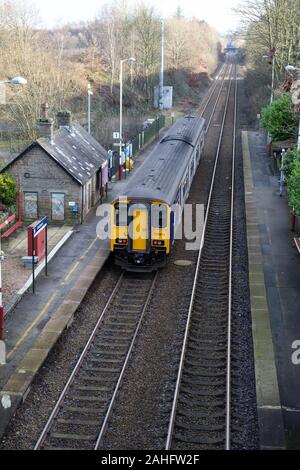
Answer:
[152, 204, 167, 228]
[115, 203, 127, 226]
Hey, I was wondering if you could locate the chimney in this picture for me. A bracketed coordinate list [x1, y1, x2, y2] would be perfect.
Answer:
[37, 103, 54, 141]
[57, 110, 72, 128]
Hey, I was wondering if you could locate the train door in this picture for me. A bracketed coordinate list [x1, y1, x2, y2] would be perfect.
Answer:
[129, 203, 149, 252]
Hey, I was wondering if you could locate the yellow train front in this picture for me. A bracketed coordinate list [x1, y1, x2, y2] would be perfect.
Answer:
[111, 197, 171, 271]
[110, 115, 206, 271]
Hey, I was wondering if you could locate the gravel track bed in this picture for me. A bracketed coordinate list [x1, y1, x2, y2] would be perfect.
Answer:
[0, 261, 121, 450]
[230, 72, 259, 449]
[101, 75, 236, 450]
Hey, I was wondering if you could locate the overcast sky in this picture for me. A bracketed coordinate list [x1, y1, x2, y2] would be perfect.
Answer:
[31, 0, 239, 34]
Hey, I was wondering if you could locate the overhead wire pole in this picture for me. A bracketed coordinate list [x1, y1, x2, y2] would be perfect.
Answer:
[158, 20, 164, 110]
[87, 84, 93, 134]
[119, 57, 136, 180]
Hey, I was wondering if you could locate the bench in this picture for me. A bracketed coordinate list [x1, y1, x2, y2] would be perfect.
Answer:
[1, 220, 22, 238]
[294, 237, 300, 254]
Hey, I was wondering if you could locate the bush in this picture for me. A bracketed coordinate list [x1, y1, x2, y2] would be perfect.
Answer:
[261, 94, 298, 141]
[287, 159, 300, 215]
[283, 149, 300, 179]
[0, 173, 17, 206]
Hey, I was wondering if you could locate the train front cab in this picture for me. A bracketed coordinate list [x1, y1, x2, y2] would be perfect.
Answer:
[111, 199, 171, 271]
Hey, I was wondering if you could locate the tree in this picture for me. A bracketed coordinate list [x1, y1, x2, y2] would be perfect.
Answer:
[283, 148, 300, 179]
[261, 94, 298, 140]
[0, 173, 17, 205]
[287, 158, 300, 215]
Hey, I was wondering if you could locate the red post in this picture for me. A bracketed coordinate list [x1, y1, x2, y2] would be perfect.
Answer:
[18, 175, 22, 223]
[119, 164, 123, 180]
[0, 304, 3, 340]
[291, 211, 296, 232]
[0, 245, 3, 340]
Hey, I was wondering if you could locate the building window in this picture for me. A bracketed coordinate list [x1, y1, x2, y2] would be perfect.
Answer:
[115, 203, 127, 226]
[24, 192, 38, 219]
[152, 204, 167, 228]
[51, 193, 65, 221]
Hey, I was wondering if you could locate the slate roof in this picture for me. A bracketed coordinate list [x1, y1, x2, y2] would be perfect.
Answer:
[1, 123, 108, 186]
[38, 123, 108, 184]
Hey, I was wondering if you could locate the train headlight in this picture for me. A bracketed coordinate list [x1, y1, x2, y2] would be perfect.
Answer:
[153, 240, 164, 246]
[116, 238, 127, 245]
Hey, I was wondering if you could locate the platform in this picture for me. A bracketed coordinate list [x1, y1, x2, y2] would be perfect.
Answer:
[242, 130, 300, 449]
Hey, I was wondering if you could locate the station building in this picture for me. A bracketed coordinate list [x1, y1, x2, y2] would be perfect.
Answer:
[1, 107, 109, 224]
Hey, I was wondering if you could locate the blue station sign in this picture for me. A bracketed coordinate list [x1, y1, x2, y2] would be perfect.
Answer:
[33, 216, 48, 238]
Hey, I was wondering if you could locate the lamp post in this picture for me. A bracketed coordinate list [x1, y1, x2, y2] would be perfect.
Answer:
[87, 83, 93, 134]
[119, 57, 136, 179]
[263, 48, 276, 105]
[285, 64, 300, 150]
[0, 75, 27, 366]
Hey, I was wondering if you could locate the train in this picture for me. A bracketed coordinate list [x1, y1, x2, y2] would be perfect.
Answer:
[110, 115, 206, 271]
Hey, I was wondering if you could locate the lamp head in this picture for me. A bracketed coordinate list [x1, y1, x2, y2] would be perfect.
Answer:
[10, 76, 27, 85]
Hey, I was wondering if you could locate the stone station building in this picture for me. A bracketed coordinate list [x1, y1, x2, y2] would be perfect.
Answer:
[1, 108, 109, 224]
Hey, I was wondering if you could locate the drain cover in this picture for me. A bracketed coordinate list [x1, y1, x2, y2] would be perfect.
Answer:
[174, 259, 192, 267]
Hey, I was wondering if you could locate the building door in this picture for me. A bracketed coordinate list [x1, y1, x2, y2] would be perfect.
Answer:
[24, 192, 38, 219]
[131, 205, 148, 252]
[87, 183, 92, 210]
[51, 193, 65, 221]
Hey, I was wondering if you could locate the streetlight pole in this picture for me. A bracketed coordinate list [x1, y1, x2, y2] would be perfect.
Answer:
[270, 54, 275, 105]
[119, 58, 135, 180]
[262, 50, 276, 105]
[0, 75, 27, 366]
[87, 84, 93, 134]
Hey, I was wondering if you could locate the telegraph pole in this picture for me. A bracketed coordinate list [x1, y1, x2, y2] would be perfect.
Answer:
[158, 20, 164, 110]
[87, 84, 93, 134]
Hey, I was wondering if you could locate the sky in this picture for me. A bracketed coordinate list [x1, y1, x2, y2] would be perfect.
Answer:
[31, 0, 239, 34]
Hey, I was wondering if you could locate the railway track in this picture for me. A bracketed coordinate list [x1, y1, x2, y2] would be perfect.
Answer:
[166, 62, 237, 450]
[34, 272, 157, 450]
[198, 62, 230, 126]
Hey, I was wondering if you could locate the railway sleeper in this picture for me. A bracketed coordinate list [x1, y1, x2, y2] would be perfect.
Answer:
[84, 366, 121, 373]
[179, 386, 225, 397]
[71, 385, 113, 392]
[176, 396, 225, 408]
[177, 409, 225, 419]
[175, 421, 225, 432]
[173, 432, 224, 445]
[181, 369, 225, 378]
[181, 377, 225, 387]
[184, 357, 226, 367]
[49, 432, 96, 442]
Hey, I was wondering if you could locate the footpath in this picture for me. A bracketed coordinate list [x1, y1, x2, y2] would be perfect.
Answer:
[243, 130, 300, 449]
[0, 129, 166, 440]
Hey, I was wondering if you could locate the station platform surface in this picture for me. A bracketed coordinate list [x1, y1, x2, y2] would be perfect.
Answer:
[244, 130, 300, 449]
[0, 130, 166, 440]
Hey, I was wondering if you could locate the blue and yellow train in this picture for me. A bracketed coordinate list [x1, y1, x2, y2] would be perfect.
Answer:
[110, 115, 206, 271]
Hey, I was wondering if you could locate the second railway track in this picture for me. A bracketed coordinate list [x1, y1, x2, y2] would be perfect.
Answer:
[166, 62, 237, 450]
[34, 271, 157, 450]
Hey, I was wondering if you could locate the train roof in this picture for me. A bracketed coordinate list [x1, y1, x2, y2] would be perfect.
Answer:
[118, 115, 205, 206]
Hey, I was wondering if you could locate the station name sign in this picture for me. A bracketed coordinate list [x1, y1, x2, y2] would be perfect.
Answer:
[33, 216, 48, 238]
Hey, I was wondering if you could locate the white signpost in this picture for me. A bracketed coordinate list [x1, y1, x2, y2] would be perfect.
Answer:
[0, 339, 5, 365]
[113, 132, 120, 139]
